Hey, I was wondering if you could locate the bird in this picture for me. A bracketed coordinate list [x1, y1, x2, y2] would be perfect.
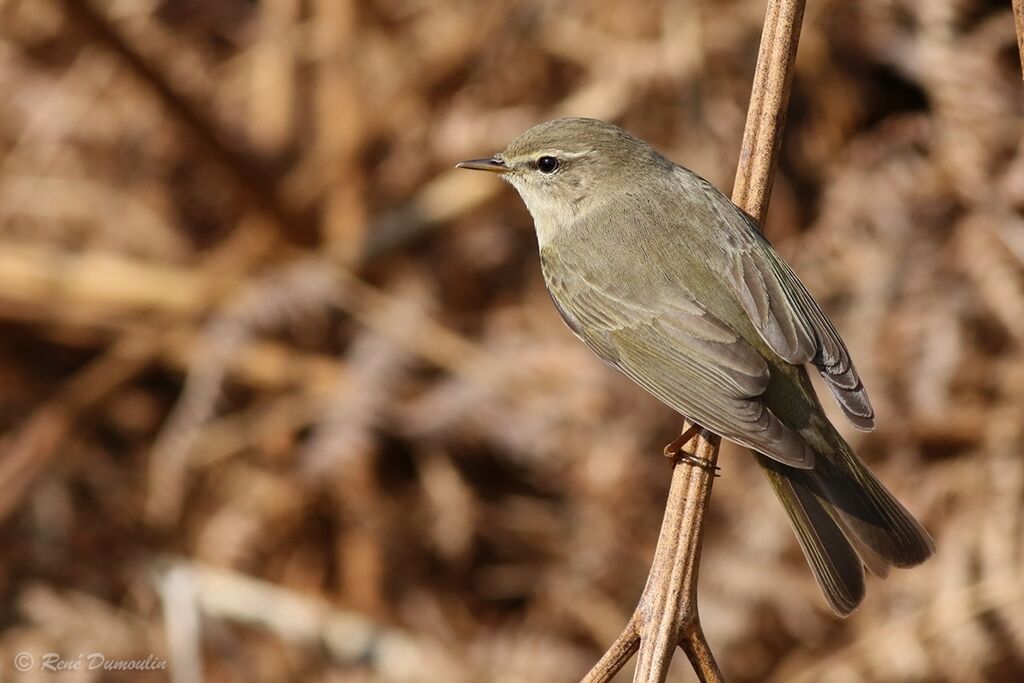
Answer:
[456, 117, 934, 616]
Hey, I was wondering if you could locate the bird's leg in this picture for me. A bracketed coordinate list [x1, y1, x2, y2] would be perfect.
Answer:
[663, 423, 719, 475]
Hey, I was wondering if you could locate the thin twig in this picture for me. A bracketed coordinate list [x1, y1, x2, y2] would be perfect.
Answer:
[732, 0, 806, 227]
[634, 427, 722, 683]
[581, 614, 639, 683]
[582, 1, 806, 681]
[0, 332, 157, 522]
[1014, 0, 1024, 80]
[159, 565, 204, 683]
[55, 0, 318, 245]
[155, 559, 403, 664]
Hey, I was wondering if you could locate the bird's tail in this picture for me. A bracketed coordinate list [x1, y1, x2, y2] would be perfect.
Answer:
[756, 438, 934, 616]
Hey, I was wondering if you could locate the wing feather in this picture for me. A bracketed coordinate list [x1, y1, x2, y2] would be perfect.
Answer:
[757, 251, 875, 430]
[694, 179, 875, 430]
[543, 251, 814, 469]
[732, 225, 874, 427]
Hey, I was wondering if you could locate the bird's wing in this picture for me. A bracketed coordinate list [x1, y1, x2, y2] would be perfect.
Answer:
[543, 252, 815, 469]
[698, 181, 875, 430]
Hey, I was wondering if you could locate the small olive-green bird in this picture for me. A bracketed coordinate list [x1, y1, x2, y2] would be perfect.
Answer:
[457, 117, 934, 615]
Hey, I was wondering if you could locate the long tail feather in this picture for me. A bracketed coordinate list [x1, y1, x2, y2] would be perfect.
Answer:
[808, 442, 935, 568]
[757, 439, 934, 615]
[759, 455, 865, 615]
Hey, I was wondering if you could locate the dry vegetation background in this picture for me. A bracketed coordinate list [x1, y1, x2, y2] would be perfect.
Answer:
[1, 0, 1023, 681]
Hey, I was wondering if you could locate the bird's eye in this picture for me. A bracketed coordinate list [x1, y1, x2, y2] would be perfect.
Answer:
[536, 156, 559, 174]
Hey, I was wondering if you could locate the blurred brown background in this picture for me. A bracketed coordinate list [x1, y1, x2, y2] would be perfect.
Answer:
[1, 0, 1023, 681]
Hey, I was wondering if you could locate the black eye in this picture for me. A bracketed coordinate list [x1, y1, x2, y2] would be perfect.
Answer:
[536, 156, 559, 174]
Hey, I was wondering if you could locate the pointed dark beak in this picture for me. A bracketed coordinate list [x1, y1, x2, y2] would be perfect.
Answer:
[455, 157, 507, 174]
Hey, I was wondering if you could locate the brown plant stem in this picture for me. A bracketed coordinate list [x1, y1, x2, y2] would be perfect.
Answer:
[581, 1, 806, 681]
[1014, 0, 1024, 79]
[633, 426, 722, 682]
[732, 0, 806, 227]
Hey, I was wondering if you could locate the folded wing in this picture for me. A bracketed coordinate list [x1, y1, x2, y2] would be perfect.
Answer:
[543, 250, 815, 469]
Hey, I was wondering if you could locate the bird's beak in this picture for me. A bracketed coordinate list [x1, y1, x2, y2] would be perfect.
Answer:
[455, 157, 507, 174]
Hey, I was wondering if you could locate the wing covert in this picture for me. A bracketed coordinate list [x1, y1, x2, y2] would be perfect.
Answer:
[542, 250, 815, 469]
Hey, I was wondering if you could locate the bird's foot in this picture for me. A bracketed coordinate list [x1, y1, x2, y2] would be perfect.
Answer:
[663, 424, 699, 462]
[663, 424, 720, 475]
[673, 453, 721, 475]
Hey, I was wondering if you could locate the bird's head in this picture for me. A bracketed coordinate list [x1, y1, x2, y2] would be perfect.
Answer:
[457, 117, 671, 241]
